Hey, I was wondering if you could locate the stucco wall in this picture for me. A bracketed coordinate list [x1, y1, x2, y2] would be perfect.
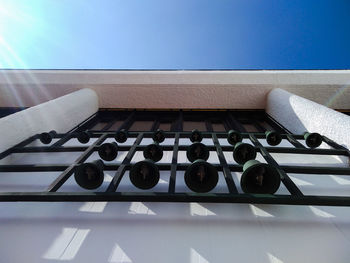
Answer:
[1, 138, 350, 262]
[0, 70, 350, 109]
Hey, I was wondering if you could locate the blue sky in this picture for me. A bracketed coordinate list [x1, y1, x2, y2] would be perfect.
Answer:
[0, 0, 350, 69]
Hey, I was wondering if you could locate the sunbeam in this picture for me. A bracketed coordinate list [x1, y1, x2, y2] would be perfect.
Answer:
[325, 84, 350, 108]
[0, 36, 48, 106]
[0, 2, 72, 126]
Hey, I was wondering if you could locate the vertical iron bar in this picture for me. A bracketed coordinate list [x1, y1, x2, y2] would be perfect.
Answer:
[249, 134, 303, 196]
[322, 136, 349, 152]
[52, 133, 74, 147]
[178, 110, 183, 132]
[0, 135, 38, 160]
[171, 111, 183, 132]
[286, 134, 306, 148]
[227, 112, 246, 132]
[264, 113, 291, 133]
[102, 119, 119, 131]
[106, 133, 144, 192]
[150, 119, 160, 132]
[222, 118, 231, 132]
[212, 133, 239, 194]
[168, 133, 180, 193]
[47, 133, 108, 192]
[253, 121, 266, 132]
[118, 111, 136, 131]
[205, 120, 213, 132]
[68, 113, 99, 133]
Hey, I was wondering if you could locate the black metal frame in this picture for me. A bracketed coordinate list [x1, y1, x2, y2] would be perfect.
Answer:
[0, 110, 349, 206]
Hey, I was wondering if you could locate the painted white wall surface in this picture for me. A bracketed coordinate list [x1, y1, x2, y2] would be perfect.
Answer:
[1, 137, 350, 263]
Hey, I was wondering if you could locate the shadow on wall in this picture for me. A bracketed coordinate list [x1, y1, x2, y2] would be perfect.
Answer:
[1, 201, 350, 263]
[267, 88, 350, 150]
[266, 89, 307, 134]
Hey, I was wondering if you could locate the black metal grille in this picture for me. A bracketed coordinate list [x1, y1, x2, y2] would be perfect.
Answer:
[0, 110, 349, 206]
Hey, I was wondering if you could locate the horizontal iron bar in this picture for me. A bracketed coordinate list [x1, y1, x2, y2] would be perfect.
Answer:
[10, 145, 349, 156]
[249, 134, 303, 196]
[0, 164, 70, 172]
[47, 133, 109, 192]
[0, 135, 37, 160]
[286, 134, 306, 148]
[281, 166, 350, 175]
[1, 192, 350, 206]
[2, 163, 350, 175]
[82, 131, 307, 139]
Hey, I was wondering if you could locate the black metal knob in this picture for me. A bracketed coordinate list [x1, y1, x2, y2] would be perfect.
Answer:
[265, 131, 282, 146]
[185, 160, 218, 193]
[187, 142, 209, 163]
[77, 131, 91, 144]
[233, 142, 257, 164]
[143, 143, 163, 162]
[74, 160, 104, 190]
[98, 142, 118, 161]
[190, 129, 203, 143]
[39, 130, 57, 144]
[115, 129, 128, 143]
[304, 132, 322, 148]
[227, 130, 242, 145]
[240, 160, 281, 194]
[152, 129, 165, 143]
[130, 159, 160, 190]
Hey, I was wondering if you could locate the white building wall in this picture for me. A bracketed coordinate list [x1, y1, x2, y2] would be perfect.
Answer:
[1, 71, 350, 262]
[1, 137, 350, 263]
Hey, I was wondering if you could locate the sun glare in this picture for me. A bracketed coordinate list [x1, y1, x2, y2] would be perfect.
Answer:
[0, 1, 46, 68]
[0, 1, 56, 106]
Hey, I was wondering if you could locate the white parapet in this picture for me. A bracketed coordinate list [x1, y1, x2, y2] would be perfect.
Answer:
[0, 88, 98, 153]
[267, 88, 350, 150]
[1, 70, 350, 109]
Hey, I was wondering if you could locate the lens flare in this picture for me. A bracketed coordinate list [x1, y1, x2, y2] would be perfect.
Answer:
[325, 84, 350, 108]
[0, 2, 69, 130]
